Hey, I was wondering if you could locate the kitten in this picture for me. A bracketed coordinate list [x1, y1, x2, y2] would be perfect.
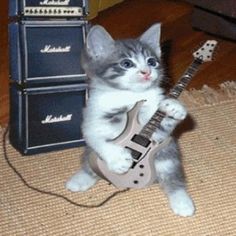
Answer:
[66, 24, 195, 217]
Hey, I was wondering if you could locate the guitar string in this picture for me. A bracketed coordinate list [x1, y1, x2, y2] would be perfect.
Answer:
[140, 59, 202, 138]
[2, 125, 130, 208]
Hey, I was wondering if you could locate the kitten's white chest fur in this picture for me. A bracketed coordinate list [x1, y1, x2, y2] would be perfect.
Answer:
[83, 86, 164, 141]
[93, 86, 163, 112]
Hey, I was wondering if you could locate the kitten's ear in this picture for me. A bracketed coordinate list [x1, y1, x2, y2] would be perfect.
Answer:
[86, 25, 115, 59]
[139, 23, 161, 57]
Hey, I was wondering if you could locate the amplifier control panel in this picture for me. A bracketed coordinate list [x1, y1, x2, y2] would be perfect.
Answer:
[9, 0, 88, 18]
[24, 6, 83, 16]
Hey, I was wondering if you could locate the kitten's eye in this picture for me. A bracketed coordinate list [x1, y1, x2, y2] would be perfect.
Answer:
[147, 57, 158, 68]
[120, 59, 134, 69]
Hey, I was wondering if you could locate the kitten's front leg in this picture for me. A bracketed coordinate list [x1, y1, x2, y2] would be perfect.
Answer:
[152, 98, 187, 143]
[83, 117, 133, 174]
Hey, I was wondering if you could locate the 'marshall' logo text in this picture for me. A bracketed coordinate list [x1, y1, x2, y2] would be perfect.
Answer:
[41, 114, 72, 124]
[40, 0, 70, 6]
[40, 45, 71, 53]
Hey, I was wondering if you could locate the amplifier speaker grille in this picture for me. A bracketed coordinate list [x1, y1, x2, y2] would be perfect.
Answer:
[9, 21, 87, 85]
[10, 83, 87, 155]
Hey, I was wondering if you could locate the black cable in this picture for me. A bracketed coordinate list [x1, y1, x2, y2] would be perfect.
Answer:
[2, 125, 130, 208]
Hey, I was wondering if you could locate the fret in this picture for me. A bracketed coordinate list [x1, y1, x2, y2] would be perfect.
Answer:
[140, 130, 152, 139]
[151, 113, 165, 123]
[147, 121, 159, 129]
[187, 60, 202, 73]
[170, 59, 202, 98]
[150, 116, 163, 124]
[145, 122, 159, 131]
[187, 66, 197, 75]
[171, 79, 188, 93]
[178, 82, 187, 88]
[154, 111, 165, 118]
[145, 126, 156, 133]
[180, 76, 191, 85]
[170, 89, 182, 98]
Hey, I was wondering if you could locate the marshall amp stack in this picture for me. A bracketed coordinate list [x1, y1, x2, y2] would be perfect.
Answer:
[9, 0, 89, 154]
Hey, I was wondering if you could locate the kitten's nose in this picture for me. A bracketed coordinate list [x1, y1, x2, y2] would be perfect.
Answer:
[140, 70, 150, 75]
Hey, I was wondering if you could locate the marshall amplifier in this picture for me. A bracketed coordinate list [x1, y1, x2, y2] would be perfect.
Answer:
[9, 0, 89, 18]
[9, 20, 87, 85]
[10, 83, 87, 155]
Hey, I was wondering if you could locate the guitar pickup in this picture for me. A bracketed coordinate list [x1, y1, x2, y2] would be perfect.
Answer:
[131, 134, 151, 147]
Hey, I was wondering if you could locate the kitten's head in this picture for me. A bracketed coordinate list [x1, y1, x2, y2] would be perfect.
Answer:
[81, 24, 164, 91]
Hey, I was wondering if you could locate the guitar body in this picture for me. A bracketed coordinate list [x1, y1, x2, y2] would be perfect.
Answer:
[88, 101, 171, 189]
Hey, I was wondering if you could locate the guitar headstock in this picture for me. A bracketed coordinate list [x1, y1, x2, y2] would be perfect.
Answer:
[193, 40, 218, 62]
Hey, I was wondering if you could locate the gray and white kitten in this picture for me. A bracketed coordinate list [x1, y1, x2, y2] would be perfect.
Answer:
[66, 24, 195, 217]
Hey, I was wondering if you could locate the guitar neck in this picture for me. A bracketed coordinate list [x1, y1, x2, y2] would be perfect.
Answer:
[140, 58, 202, 139]
[168, 58, 202, 99]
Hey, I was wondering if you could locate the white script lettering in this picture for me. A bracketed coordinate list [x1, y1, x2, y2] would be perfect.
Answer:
[41, 114, 72, 124]
[40, 45, 71, 53]
[40, 0, 70, 6]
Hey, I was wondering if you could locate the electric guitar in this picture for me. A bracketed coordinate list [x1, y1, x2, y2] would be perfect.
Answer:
[88, 40, 218, 189]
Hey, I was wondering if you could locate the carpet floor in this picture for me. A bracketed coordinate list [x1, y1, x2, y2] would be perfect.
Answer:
[1, 81, 235, 236]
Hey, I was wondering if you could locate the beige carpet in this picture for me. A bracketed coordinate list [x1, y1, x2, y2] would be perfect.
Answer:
[1, 81, 236, 236]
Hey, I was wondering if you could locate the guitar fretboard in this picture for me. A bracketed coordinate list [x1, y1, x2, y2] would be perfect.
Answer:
[140, 58, 202, 139]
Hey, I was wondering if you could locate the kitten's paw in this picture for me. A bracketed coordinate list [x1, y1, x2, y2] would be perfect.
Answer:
[169, 189, 195, 217]
[160, 99, 187, 120]
[106, 148, 133, 174]
[65, 170, 97, 192]
[152, 131, 168, 144]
